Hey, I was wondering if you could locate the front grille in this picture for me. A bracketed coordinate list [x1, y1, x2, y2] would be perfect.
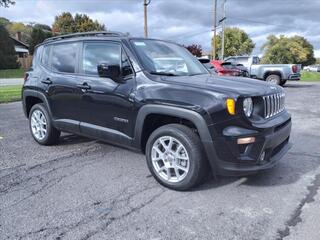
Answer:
[262, 92, 285, 118]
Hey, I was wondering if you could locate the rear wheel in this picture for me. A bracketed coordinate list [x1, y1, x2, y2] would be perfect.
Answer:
[29, 103, 60, 145]
[146, 124, 207, 191]
[265, 74, 281, 85]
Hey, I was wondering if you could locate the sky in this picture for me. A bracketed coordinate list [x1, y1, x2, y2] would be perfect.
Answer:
[1, 0, 319, 57]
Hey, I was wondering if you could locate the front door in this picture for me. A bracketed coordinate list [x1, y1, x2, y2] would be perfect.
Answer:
[78, 41, 135, 143]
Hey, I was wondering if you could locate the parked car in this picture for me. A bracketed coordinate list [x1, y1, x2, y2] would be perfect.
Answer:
[211, 60, 243, 77]
[22, 31, 292, 190]
[198, 58, 217, 74]
[220, 61, 249, 77]
[303, 65, 320, 72]
[225, 56, 301, 86]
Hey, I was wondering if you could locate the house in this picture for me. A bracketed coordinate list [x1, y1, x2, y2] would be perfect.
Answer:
[9, 32, 32, 69]
[10, 32, 29, 57]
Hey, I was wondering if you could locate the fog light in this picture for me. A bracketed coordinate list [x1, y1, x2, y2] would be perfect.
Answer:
[237, 137, 255, 144]
[259, 151, 266, 162]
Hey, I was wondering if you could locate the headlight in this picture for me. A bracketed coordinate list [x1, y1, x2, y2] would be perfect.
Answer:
[243, 97, 253, 117]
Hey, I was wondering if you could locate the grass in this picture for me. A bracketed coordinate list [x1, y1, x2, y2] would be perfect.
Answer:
[300, 70, 320, 82]
[0, 85, 22, 103]
[0, 69, 25, 78]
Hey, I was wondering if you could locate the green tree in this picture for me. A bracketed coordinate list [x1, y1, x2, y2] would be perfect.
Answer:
[316, 58, 320, 65]
[261, 35, 316, 66]
[74, 14, 105, 32]
[29, 27, 53, 55]
[0, 25, 19, 69]
[0, 17, 10, 26]
[0, 0, 15, 8]
[212, 27, 255, 59]
[6, 22, 32, 43]
[33, 23, 52, 32]
[52, 12, 105, 34]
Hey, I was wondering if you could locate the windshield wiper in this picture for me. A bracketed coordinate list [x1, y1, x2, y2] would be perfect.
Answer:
[149, 71, 179, 76]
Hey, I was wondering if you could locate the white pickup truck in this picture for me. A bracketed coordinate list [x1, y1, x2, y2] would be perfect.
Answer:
[224, 56, 301, 86]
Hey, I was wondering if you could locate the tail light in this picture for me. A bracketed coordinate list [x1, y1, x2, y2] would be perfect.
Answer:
[24, 72, 29, 82]
[292, 65, 298, 73]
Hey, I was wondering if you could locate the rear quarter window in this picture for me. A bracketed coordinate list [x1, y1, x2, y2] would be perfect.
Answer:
[52, 42, 78, 73]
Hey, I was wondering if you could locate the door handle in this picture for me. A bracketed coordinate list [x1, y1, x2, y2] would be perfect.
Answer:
[41, 78, 52, 85]
[76, 83, 91, 91]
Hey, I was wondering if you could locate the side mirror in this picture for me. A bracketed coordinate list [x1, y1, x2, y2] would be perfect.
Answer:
[97, 63, 121, 82]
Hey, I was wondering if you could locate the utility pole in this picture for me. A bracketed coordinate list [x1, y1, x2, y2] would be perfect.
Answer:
[212, 0, 217, 60]
[221, 0, 226, 60]
[144, 0, 151, 38]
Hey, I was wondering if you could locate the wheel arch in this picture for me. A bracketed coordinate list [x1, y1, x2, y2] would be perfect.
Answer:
[133, 105, 213, 152]
[23, 90, 52, 118]
[263, 71, 283, 80]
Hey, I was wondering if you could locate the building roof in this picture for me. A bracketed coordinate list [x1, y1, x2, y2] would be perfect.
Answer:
[10, 36, 29, 49]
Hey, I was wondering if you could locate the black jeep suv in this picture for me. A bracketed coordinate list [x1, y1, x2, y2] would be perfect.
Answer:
[22, 31, 292, 190]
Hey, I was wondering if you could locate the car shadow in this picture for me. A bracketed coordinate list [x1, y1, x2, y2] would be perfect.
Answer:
[283, 83, 314, 88]
[59, 133, 92, 145]
[192, 154, 320, 191]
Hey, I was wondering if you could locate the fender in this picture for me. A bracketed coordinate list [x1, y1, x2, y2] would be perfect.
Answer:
[22, 89, 52, 118]
[133, 104, 220, 174]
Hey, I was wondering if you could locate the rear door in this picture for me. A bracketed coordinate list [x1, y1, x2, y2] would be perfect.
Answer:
[45, 41, 82, 132]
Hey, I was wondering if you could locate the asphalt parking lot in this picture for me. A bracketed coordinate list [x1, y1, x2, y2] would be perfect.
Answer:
[0, 82, 320, 240]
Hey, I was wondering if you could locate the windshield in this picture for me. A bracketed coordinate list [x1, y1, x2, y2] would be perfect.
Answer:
[131, 39, 208, 76]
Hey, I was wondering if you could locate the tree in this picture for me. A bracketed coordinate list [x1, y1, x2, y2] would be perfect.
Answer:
[0, 0, 15, 8]
[52, 12, 105, 34]
[212, 27, 255, 59]
[184, 44, 202, 57]
[74, 14, 105, 32]
[6, 22, 32, 43]
[0, 25, 19, 69]
[0, 17, 10, 26]
[261, 35, 316, 66]
[29, 27, 53, 55]
[316, 58, 320, 65]
[33, 24, 52, 32]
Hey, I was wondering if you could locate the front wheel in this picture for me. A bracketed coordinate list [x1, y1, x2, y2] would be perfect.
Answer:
[146, 124, 207, 191]
[280, 80, 287, 86]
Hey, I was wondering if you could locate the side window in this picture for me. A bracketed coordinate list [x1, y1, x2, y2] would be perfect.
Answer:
[41, 45, 50, 67]
[252, 57, 260, 65]
[52, 43, 78, 73]
[82, 42, 120, 75]
[32, 45, 42, 67]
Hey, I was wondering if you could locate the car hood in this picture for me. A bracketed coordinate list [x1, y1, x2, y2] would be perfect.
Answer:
[162, 74, 282, 97]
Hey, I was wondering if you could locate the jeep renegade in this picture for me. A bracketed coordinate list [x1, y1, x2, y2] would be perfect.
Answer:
[22, 31, 292, 190]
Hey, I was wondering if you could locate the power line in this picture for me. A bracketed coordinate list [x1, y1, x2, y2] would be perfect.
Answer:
[224, 16, 299, 31]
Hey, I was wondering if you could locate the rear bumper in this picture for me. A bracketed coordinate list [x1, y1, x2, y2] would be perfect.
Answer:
[203, 114, 292, 176]
[288, 73, 300, 81]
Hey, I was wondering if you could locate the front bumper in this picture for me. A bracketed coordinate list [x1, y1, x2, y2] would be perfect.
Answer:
[203, 114, 292, 176]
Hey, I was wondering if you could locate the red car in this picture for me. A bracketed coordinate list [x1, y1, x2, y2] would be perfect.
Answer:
[211, 60, 242, 76]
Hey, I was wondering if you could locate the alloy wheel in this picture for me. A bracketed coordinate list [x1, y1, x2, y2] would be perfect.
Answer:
[151, 136, 190, 183]
[30, 109, 47, 141]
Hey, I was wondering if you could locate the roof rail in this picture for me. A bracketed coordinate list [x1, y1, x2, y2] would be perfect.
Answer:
[44, 31, 125, 43]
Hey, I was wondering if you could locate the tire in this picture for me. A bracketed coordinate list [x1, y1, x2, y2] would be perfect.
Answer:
[29, 103, 60, 145]
[145, 124, 207, 191]
[279, 80, 287, 86]
[265, 74, 281, 85]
